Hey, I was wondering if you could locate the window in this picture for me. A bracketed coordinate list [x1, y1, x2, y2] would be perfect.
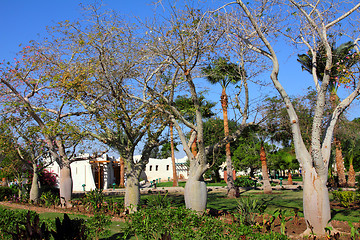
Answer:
[166, 165, 169, 171]
[155, 165, 159, 171]
[149, 165, 152, 171]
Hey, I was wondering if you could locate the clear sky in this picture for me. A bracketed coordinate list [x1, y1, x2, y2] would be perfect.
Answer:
[1, 0, 359, 157]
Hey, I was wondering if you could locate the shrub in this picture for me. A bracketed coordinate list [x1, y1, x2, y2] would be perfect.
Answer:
[40, 190, 60, 208]
[0, 186, 16, 201]
[124, 206, 287, 240]
[81, 189, 104, 213]
[332, 190, 357, 208]
[86, 213, 111, 239]
[236, 197, 266, 225]
[0, 208, 42, 239]
[51, 213, 87, 240]
[145, 192, 171, 208]
[234, 176, 255, 188]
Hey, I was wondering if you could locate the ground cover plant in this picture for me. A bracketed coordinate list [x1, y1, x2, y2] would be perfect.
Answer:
[0, 188, 359, 239]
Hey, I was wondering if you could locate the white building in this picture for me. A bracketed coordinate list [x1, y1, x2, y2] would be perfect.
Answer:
[46, 154, 188, 192]
[135, 155, 188, 182]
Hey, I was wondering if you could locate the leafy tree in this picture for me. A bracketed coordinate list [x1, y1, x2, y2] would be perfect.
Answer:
[232, 136, 261, 178]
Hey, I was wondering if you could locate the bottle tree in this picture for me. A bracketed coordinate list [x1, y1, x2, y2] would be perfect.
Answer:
[298, 41, 360, 187]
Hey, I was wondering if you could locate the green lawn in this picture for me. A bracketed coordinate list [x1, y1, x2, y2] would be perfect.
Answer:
[155, 180, 227, 188]
[104, 189, 360, 222]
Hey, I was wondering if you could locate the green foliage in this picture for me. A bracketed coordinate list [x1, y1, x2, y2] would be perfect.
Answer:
[40, 190, 60, 208]
[124, 206, 287, 240]
[234, 176, 256, 188]
[202, 57, 244, 87]
[332, 190, 358, 207]
[9, 210, 51, 240]
[0, 208, 41, 239]
[236, 197, 266, 226]
[86, 213, 111, 239]
[0, 186, 17, 201]
[348, 221, 360, 240]
[145, 192, 171, 209]
[81, 189, 104, 213]
[51, 213, 87, 240]
[273, 209, 293, 235]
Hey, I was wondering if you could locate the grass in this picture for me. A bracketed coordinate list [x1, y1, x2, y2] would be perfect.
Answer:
[155, 181, 186, 188]
[103, 188, 360, 222]
[155, 180, 227, 188]
[2, 188, 359, 239]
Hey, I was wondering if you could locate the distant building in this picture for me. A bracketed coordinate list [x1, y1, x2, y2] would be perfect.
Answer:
[46, 154, 188, 192]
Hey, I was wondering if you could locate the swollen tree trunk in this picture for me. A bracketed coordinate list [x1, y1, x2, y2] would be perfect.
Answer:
[170, 123, 178, 187]
[302, 167, 331, 235]
[335, 138, 346, 187]
[124, 170, 140, 213]
[260, 144, 272, 194]
[184, 152, 208, 212]
[221, 88, 237, 198]
[29, 163, 41, 204]
[59, 161, 73, 207]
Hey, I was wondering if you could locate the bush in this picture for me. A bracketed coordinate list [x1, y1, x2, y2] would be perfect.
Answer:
[0, 208, 41, 239]
[81, 189, 104, 213]
[0, 186, 17, 201]
[145, 192, 171, 208]
[124, 206, 287, 240]
[234, 176, 256, 188]
[86, 213, 111, 239]
[40, 190, 60, 208]
[332, 190, 358, 207]
[236, 197, 266, 225]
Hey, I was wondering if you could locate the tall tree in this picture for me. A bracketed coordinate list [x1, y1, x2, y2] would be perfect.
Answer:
[39, 8, 169, 212]
[202, 57, 243, 198]
[134, 5, 252, 212]
[0, 46, 86, 207]
[233, 0, 360, 235]
[298, 41, 360, 187]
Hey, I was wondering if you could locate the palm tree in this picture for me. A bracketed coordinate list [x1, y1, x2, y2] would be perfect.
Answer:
[202, 57, 244, 198]
[297, 41, 359, 187]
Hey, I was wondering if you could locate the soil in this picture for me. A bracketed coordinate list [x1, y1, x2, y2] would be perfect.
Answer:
[0, 201, 359, 239]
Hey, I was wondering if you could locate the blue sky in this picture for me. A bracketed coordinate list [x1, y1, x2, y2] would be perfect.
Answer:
[1, 0, 359, 157]
[1, 0, 156, 59]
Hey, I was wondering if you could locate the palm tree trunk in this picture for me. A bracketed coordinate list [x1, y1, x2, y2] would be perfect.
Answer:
[170, 123, 178, 187]
[335, 138, 346, 187]
[260, 144, 272, 194]
[221, 88, 237, 198]
[119, 157, 125, 188]
[347, 155, 356, 187]
[287, 170, 293, 185]
[330, 92, 346, 187]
